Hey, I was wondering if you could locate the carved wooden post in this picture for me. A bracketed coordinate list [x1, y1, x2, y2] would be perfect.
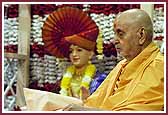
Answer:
[141, 4, 154, 20]
[16, 4, 31, 107]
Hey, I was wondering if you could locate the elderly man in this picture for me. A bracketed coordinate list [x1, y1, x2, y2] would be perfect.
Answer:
[63, 9, 164, 111]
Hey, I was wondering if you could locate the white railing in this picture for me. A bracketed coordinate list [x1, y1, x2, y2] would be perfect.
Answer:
[4, 58, 18, 111]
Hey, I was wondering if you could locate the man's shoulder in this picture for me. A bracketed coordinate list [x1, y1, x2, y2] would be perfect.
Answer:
[145, 51, 164, 73]
[154, 52, 164, 62]
[150, 52, 164, 69]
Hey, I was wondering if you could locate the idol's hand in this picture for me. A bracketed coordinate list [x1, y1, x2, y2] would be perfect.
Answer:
[81, 86, 89, 101]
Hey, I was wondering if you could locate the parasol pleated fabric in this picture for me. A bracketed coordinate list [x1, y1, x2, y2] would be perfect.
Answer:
[42, 7, 99, 58]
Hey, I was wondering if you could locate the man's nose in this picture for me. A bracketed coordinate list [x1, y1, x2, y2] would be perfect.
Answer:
[114, 39, 120, 45]
[113, 36, 120, 45]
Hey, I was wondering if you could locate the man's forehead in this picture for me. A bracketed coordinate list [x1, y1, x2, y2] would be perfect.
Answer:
[114, 19, 128, 28]
[115, 15, 138, 28]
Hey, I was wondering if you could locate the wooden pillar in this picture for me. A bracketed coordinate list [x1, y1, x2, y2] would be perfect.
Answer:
[140, 4, 154, 20]
[16, 4, 31, 107]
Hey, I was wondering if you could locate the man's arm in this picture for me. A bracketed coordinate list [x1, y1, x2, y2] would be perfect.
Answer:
[63, 104, 104, 111]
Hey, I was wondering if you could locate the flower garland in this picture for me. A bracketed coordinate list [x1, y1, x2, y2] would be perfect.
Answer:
[96, 29, 104, 60]
[59, 63, 96, 98]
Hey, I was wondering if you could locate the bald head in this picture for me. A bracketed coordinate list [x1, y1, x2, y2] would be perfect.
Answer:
[115, 9, 153, 41]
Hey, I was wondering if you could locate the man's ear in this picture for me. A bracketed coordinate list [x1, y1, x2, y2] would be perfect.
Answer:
[138, 27, 146, 45]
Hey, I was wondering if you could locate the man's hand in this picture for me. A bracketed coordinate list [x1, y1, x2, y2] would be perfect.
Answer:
[62, 103, 104, 111]
[62, 104, 85, 111]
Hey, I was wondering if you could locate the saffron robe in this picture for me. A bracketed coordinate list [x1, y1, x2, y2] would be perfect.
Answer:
[85, 42, 164, 111]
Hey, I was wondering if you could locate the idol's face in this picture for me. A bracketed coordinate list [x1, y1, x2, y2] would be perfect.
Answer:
[69, 44, 93, 68]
